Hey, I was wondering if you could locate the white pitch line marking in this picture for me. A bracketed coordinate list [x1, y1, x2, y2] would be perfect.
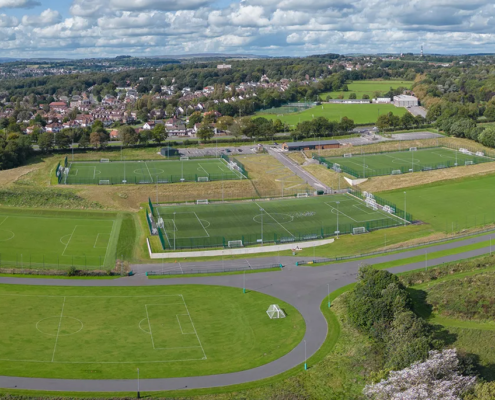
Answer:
[194, 212, 210, 237]
[255, 202, 295, 237]
[51, 297, 66, 362]
[62, 226, 78, 257]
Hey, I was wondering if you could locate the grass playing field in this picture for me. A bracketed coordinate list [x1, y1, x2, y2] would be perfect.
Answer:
[319, 147, 495, 178]
[153, 194, 404, 250]
[319, 80, 414, 100]
[64, 158, 244, 185]
[379, 173, 495, 232]
[0, 209, 121, 269]
[255, 103, 407, 126]
[0, 284, 304, 379]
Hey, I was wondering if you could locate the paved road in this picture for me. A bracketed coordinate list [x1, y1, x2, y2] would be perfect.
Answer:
[267, 148, 331, 193]
[0, 231, 494, 392]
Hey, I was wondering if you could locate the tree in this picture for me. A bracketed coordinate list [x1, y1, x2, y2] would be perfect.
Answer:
[90, 130, 109, 148]
[349, 93, 357, 99]
[376, 114, 391, 130]
[38, 132, 54, 153]
[362, 94, 370, 100]
[196, 124, 215, 141]
[273, 119, 284, 133]
[484, 106, 495, 121]
[342, 84, 349, 92]
[78, 134, 89, 149]
[339, 116, 355, 132]
[151, 124, 168, 145]
[187, 111, 203, 128]
[139, 130, 151, 145]
[465, 382, 495, 400]
[54, 132, 71, 150]
[118, 125, 138, 145]
[479, 127, 495, 148]
[92, 120, 104, 132]
[450, 118, 476, 138]
[401, 113, 416, 129]
[363, 349, 476, 400]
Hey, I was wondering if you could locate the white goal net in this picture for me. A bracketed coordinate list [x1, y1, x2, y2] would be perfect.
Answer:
[476, 151, 484, 157]
[391, 169, 402, 175]
[296, 193, 309, 198]
[99, 180, 111, 185]
[383, 205, 395, 214]
[228, 240, 243, 248]
[465, 160, 474, 165]
[344, 153, 353, 158]
[409, 147, 417, 151]
[180, 156, 189, 161]
[332, 163, 341, 172]
[352, 227, 367, 235]
[196, 199, 209, 205]
[197, 176, 209, 182]
[100, 158, 110, 163]
[266, 304, 286, 319]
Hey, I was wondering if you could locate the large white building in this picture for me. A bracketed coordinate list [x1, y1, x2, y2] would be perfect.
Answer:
[393, 95, 419, 108]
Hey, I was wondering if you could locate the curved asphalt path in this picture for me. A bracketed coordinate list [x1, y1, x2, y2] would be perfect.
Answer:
[0, 231, 494, 392]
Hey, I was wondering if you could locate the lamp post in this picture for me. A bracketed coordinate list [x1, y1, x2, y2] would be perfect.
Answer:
[304, 339, 307, 370]
[173, 212, 176, 251]
[404, 191, 407, 226]
[336, 201, 340, 239]
[137, 368, 140, 399]
[260, 207, 264, 245]
[327, 283, 331, 308]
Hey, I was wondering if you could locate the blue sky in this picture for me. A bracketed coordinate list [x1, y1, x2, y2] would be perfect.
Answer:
[0, 0, 495, 59]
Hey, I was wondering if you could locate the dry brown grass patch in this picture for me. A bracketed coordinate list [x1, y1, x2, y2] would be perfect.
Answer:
[302, 165, 351, 189]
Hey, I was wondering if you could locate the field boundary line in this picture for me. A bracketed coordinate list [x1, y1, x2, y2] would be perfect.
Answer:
[197, 163, 209, 175]
[194, 212, 210, 237]
[176, 314, 195, 335]
[0, 294, 184, 298]
[102, 220, 115, 268]
[0, 216, 8, 227]
[145, 304, 157, 350]
[62, 226, 78, 256]
[181, 295, 207, 360]
[324, 202, 358, 222]
[254, 202, 295, 237]
[51, 297, 66, 362]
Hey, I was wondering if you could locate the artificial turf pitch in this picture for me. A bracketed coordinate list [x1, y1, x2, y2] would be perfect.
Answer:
[321, 147, 494, 178]
[0, 285, 304, 379]
[154, 194, 403, 250]
[0, 209, 120, 269]
[64, 158, 243, 185]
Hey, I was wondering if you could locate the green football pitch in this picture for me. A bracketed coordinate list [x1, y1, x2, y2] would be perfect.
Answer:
[0, 285, 304, 379]
[320, 147, 495, 178]
[64, 158, 244, 185]
[154, 194, 404, 250]
[0, 209, 120, 269]
[380, 173, 495, 233]
[255, 103, 407, 125]
[319, 80, 414, 100]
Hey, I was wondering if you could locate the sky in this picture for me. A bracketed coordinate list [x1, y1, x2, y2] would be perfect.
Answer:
[0, 0, 495, 59]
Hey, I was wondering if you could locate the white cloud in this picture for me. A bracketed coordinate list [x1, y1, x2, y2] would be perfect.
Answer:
[0, 0, 39, 9]
[108, 0, 212, 11]
[22, 9, 61, 27]
[0, 13, 17, 26]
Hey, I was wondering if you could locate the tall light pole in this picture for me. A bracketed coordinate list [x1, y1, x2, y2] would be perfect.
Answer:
[260, 208, 264, 245]
[173, 212, 176, 251]
[336, 201, 340, 239]
[404, 191, 407, 226]
[327, 283, 331, 308]
[303, 339, 307, 370]
[137, 368, 140, 399]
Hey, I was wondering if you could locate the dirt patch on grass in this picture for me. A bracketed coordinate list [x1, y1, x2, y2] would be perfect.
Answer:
[302, 165, 351, 189]
[360, 162, 495, 192]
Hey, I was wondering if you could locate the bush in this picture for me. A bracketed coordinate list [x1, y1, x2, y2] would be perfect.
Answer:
[67, 266, 78, 276]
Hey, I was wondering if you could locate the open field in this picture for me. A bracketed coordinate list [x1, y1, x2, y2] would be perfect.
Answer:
[64, 158, 244, 185]
[319, 80, 414, 100]
[0, 208, 121, 269]
[319, 147, 494, 178]
[380, 173, 495, 233]
[0, 284, 304, 379]
[153, 194, 404, 250]
[255, 103, 407, 125]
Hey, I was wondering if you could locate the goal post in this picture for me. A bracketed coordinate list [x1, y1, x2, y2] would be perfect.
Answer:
[266, 304, 286, 319]
[352, 227, 367, 235]
[343, 153, 353, 158]
[391, 170, 402, 175]
[99, 180, 111, 185]
[296, 193, 309, 198]
[197, 176, 209, 182]
[465, 161, 474, 166]
[409, 147, 417, 151]
[100, 158, 110, 163]
[228, 240, 243, 248]
[196, 199, 209, 205]
[180, 156, 190, 161]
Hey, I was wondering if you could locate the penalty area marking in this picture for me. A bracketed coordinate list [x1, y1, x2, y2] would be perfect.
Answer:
[0, 229, 15, 242]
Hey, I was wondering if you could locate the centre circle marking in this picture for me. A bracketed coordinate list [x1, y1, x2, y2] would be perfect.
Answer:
[36, 316, 84, 336]
[253, 213, 294, 225]
[0, 229, 15, 241]
[133, 168, 165, 176]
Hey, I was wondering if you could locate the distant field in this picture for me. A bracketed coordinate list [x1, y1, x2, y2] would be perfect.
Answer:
[319, 147, 494, 178]
[255, 103, 407, 126]
[380, 173, 495, 232]
[153, 194, 403, 250]
[64, 158, 244, 185]
[0, 209, 120, 269]
[319, 80, 414, 100]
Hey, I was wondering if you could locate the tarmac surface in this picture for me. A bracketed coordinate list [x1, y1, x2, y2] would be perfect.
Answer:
[0, 230, 494, 392]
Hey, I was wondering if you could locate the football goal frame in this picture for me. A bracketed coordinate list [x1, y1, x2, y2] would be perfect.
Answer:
[196, 199, 209, 205]
[352, 227, 368, 235]
[266, 304, 286, 319]
[100, 158, 110, 163]
[465, 161, 474, 166]
[180, 156, 190, 161]
[296, 193, 309, 198]
[228, 240, 243, 248]
[99, 180, 111, 185]
[197, 176, 209, 182]
[409, 147, 417, 152]
[343, 153, 353, 158]
[391, 169, 402, 175]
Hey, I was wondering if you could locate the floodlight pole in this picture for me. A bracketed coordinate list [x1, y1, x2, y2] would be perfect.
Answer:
[173, 212, 176, 251]
[243, 271, 246, 294]
[491, 236, 492, 255]
[336, 201, 340, 239]
[123, 156, 126, 183]
[327, 283, 331, 308]
[404, 191, 407, 226]
[260, 208, 264, 245]
[304, 339, 307, 370]
[137, 368, 140, 399]
[425, 249, 428, 270]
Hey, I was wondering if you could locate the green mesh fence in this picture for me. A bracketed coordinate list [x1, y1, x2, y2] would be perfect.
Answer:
[348, 188, 413, 222]
[221, 154, 248, 178]
[145, 208, 153, 234]
[148, 198, 154, 215]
